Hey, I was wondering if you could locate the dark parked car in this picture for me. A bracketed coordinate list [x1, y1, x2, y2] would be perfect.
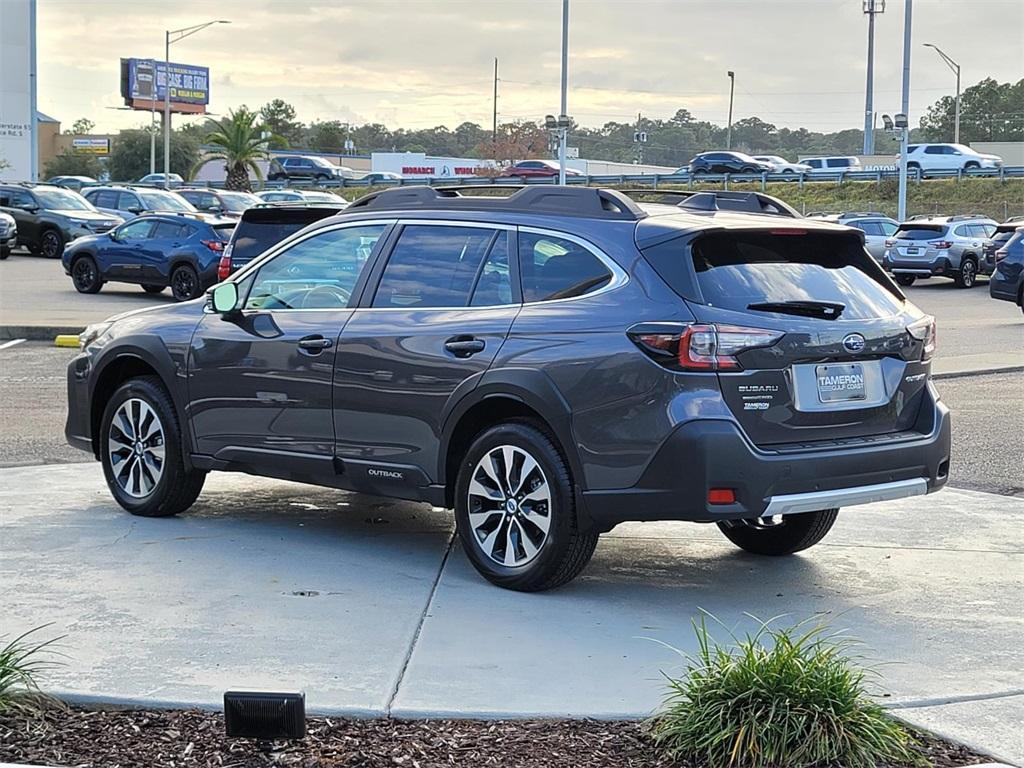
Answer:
[267, 156, 351, 182]
[176, 188, 261, 219]
[47, 175, 97, 191]
[65, 186, 949, 591]
[62, 214, 235, 301]
[687, 151, 774, 175]
[988, 226, 1024, 313]
[217, 204, 345, 279]
[499, 160, 582, 178]
[0, 183, 122, 258]
[982, 220, 1024, 277]
[83, 185, 199, 221]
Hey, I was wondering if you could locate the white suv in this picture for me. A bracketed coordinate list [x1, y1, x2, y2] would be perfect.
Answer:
[801, 156, 862, 175]
[902, 144, 1002, 175]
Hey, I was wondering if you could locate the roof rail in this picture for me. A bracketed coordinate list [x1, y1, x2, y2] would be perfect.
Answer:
[948, 213, 988, 221]
[345, 185, 647, 221]
[836, 211, 888, 219]
[907, 213, 940, 221]
[617, 188, 799, 218]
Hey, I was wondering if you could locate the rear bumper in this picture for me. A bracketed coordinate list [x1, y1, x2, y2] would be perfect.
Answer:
[580, 388, 950, 532]
[885, 254, 953, 277]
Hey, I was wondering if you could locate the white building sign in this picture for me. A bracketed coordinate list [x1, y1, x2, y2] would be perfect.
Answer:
[0, 0, 36, 181]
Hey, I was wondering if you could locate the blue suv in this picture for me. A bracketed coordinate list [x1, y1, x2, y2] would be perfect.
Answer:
[64, 186, 949, 591]
[63, 214, 235, 301]
[988, 224, 1024, 314]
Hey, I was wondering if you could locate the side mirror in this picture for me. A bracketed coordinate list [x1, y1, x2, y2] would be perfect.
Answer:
[211, 282, 239, 314]
[127, 206, 143, 214]
[20, 204, 38, 212]
[207, 205, 221, 212]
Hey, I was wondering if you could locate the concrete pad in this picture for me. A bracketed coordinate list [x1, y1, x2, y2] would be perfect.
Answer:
[898, 695, 1024, 766]
[391, 488, 1024, 718]
[0, 464, 453, 716]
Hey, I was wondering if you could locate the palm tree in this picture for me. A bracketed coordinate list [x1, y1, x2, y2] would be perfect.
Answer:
[200, 107, 273, 191]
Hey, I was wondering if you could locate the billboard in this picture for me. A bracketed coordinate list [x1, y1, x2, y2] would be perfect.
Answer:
[120, 58, 210, 113]
[71, 138, 110, 155]
[0, 0, 36, 181]
[371, 152, 494, 179]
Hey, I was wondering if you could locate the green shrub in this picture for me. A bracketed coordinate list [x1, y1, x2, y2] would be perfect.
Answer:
[651, 616, 921, 768]
[0, 626, 63, 714]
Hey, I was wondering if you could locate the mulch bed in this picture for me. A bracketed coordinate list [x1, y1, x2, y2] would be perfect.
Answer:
[0, 706, 991, 768]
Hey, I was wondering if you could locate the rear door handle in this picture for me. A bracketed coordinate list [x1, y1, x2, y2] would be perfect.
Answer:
[298, 335, 333, 352]
[444, 336, 485, 357]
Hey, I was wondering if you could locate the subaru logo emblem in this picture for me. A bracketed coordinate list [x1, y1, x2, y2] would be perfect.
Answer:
[842, 333, 866, 353]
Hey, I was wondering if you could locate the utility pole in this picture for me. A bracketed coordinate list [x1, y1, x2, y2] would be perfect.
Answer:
[558, 0, 568, 185]
[863, 0, 885, 155]
[492, 57, 498, 158]
[897, 0, 912, 222]
[726, 71, 735, 150]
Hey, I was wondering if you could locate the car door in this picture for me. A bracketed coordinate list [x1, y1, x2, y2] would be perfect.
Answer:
[102, 218, 155, 278]
[0, 189, 40, 245]
[857, 220, 887, 260]
[187, 221, 391, 478]
[331, 221, 519, 495]
[144, 220, 191, 282]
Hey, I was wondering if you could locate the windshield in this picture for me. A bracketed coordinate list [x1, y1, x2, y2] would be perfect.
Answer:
[895, 225, 945, 241]
[311, 157, 334, 168]
[140, 191, 195, 212]
[220, 192, 260, 212]
[34, 188, 94, 211]
[686, 232, 904, 320]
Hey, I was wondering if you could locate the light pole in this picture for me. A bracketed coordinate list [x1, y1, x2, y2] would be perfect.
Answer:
[558, 0, 569, 185]
[923, 43, 961, 144]
[726, 71, 735, 150]
[163, 20, 229, 188]
[862, 0, 885, 155]
[897, 0, 913, 222]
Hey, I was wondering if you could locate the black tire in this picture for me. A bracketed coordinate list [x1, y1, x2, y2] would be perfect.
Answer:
[71, 255, 103, 294]
[454, 421, 599, 592]
[694, 168, 708, 176]
[169, 264, 200, 301]
[782, 168, 795, 175]
[895, 274, 916, 287]
[717, 508, 838, 556]
[954, 257, 977, 288]
[40, 228, 64, 259]
[315, 173, 330, 182]
[741, 166, 757, 174]
[141, 284, 164, 294]
[99, 376, 205, 517]
[964, 161, 980, 170]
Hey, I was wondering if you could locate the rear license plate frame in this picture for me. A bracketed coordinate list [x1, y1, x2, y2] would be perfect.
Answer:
[815, 363, 867, 403]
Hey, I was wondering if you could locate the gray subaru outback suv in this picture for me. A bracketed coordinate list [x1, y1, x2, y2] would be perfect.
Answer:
[65, 186, 950, 591]
[884, 214, 997, 288]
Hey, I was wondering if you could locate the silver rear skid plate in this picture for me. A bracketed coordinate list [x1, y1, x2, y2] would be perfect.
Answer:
[764, 478, 928, 516]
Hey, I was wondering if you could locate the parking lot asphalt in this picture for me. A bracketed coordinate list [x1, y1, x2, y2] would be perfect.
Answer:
[1, 464, 1021, 762]
[2, 341, 1020, 495]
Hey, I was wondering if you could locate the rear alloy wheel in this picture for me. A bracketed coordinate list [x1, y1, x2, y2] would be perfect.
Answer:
[895, 274, 916, 287]
[40, 229, 64, 259]
[455, 422, 599, 591]
[141, 284, 164, 294]
[170, 264, 200, 301]
[71, 256, 102, 294]
[100, 376, 205, 517]
[954, 258, 977, 288]
[717, 508, 838, 555]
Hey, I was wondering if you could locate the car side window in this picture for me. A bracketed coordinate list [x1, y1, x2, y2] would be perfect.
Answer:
[153, 221, 188, 239]
[518, 232, 613, 302]
[372, 225, 495, 308]
[925, 146, 944, 155]
[826, 158, 848, 168]
[469, 231, 513, 307]
[94, 190, 119, 208]
[805, 159, 821, 168]
[246, 224, 386, 310]
[4, 189, 34, 208]
[118, 220, 154, 240]
[953, 225, 971, 237]
[118, 191, 140, 210]
[880, 221, 899, 236]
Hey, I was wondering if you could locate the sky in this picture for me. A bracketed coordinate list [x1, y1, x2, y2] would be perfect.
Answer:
[36, 0, 1024, 138]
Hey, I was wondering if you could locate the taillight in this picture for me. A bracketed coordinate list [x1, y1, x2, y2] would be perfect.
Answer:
[217, 254, 232, 281]
[629, 323, 783, 371]
[202, 238, 225, 253]
[884, 239, 896, 247]
[929, 240, 953, 249]
[907, 316, 936, 362]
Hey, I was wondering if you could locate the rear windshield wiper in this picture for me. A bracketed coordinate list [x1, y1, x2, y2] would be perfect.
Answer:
[746, 300, 846, 319]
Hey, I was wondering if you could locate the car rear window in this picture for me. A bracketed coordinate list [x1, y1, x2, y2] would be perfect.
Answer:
[895, 225, 945, 240]
[686, 232, 904, 320]
[230, 212, 336, 262]
[213, 223, 235, 241]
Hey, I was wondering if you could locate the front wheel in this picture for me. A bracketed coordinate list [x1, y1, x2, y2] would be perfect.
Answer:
[895, 274, 916, 287]
[718, 508, 838, 555]
[170, 264, 200, 301]
[954, 258, 977, 288]
[455, 422, 598, 591]
[100, 376, 205, 517]
[71, 256, 103, 293]
[40, 229, 65, 259]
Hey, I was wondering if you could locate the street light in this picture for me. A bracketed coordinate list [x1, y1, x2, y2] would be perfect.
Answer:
[557, 0, 569, 185]
[163, 20, 230, 188]
[726, 71, 735, 150]
[923, 43, 961, 144]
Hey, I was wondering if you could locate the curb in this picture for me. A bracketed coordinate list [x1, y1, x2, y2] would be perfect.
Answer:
[0, 325, 83, 342]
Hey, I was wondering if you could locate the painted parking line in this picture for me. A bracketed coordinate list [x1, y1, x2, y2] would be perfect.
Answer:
[0, 338, 26, 351]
